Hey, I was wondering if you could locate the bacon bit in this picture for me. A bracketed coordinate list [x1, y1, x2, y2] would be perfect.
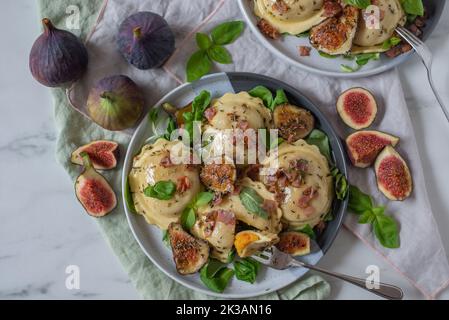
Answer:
[237, 120, 250, 130]
[257, 19, 280, 40]
[379, 9, 385, 21]
[291, 177, 303, 188]
[322, 0, 342, 17]
[274, 191, 285, 203]
[262, 199, 277, 216]
[297, 187, 318, 209]
[212, 193, 223, 206]
[216, 210, 236, 225]
[303, 206, 316, 217]
[231, 184, 241, 195]
[246, 164, 261, 181]
[176, 176, 191, 193]
[272, 0, 289, 14]
[292, 159, 309, 172]
[204, 107, 217, 122]
[299, 46, 311, 57]
[160, 154, 174, 168]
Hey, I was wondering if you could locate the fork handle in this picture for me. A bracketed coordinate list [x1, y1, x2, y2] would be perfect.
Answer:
[426, 65, 449, 123]
[290, 260, 403, 300]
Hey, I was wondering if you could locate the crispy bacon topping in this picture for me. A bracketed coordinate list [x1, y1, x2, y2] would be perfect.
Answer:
[176, 176, 191, 193]
[262, 199, 278, 216]
[257, 19, 280, 40]
[297, 187, 318, 209]
[160, 154, 173, 168]
[204, 107, 217, 122]
[299, 46, 311, 57]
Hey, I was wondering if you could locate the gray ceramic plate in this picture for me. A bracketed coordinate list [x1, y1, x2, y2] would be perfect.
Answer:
[238, 0, 445, 78]
[122, 72, 348, 298]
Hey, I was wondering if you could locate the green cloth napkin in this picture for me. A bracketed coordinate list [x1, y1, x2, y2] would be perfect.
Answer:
[38, 0, 331, 300]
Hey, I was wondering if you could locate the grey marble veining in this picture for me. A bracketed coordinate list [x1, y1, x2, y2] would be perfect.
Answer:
[0, 1, 448, 300]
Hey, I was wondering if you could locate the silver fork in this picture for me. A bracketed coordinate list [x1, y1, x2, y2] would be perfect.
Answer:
[395, 26, 449, 123]
[251, 247, 403, 300]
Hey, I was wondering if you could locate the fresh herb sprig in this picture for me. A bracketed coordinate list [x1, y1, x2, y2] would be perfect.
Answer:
[349, 185, 400, 248]
[239, 187, 269, 219]
[343, 0, 371, 9]
[144, 180, 176, 200]
[186, 21, 245, 82]
[234, 258, 260, 284]
[200, 259, 235, 293]
[400, 0, 424, 16]
[183, 90, 211, 143]
[248, 85, 288, 111]
[180, 191, 214, 230]
[341, 53, 380, 73]
[382, 36, 402, 50]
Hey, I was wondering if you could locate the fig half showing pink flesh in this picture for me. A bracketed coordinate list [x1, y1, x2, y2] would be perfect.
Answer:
[75, 152, 117, 217]
[337, 87, 378, 130]
[71, 140, 119, 170]
[345, 130, 399, 168]
[375, 146, 412, 201]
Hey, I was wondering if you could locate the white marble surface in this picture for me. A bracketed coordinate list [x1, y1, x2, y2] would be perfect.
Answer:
[0, 1, 448, 300]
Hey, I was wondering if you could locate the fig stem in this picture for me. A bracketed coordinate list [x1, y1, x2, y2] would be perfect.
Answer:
[80, 152, 93, 169]
[100, 91, 115, 102]
[133, 26, 142, 39]
[42, 18, 54, 34]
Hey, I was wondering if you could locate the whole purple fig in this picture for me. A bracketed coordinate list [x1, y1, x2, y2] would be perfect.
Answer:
[87, 75, 144, 131]
[29, 18, 88, 87]
[117, 12, 175, 70]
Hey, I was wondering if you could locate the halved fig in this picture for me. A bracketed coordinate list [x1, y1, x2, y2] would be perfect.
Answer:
[200, 160, 237, 194]
[71, 140, 119, 170]
[273, 104, 315, 142]
[337, 87, 378, 129]
[168, 223, 209, 274]
[276, 231, 310, 256]
[375, 146, 412, 201]
[346, 130, 399, 168]
[75, 152, 117, 217]
[309, 5, 359, 55]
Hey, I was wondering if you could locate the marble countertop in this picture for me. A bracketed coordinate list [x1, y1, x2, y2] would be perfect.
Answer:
[1, 1, 448, 300]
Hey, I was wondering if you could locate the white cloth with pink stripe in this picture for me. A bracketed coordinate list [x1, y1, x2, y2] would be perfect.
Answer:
[69, 0, 449, 299]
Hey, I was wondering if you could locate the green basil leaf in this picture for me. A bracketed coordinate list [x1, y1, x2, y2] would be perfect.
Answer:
[248, 85, 273, 109]
[348, 185, 373, 214]
[272, 89, 289, 108]
[400, 0, 424, 16]
[124, 177, 137, 214]
[234, 258, 260, 284]
[331, 167, 349, 200]
[358, 210, 375, 224]
[372, 206, 385, 216]
[196, 32, 212, 50]
[373, 213, 400, 248]
[270, 137, 284, 150]
[319, 51, 338, 59]
[192, 90, 212, 120]
[163, 117, 176, 140]
[194, 191, 214, 208]
[323, 210, 334, 222]
[181, 207, 196, 230]
[305, 129, 332, 163]
[226, 249, 236, 263]
[341, 64, 361, 73]
[162, 230, 170, 248]
[148, 108, 159, 124]
[296, 31, 310, 37]
[200, 262, 235, 293]
[186, 50, 212, 82]
[207, 45, 232, 64]
[294, 224, 316, 240]
[206, 259, 226, 278]
[382, 36, 402, 50]
[355, 53, 380, 66]
[144, 180, 176, 200]
[343, 0, 371, 9]
[211, 20, 245, 45]
[239, 187, 268, 219]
